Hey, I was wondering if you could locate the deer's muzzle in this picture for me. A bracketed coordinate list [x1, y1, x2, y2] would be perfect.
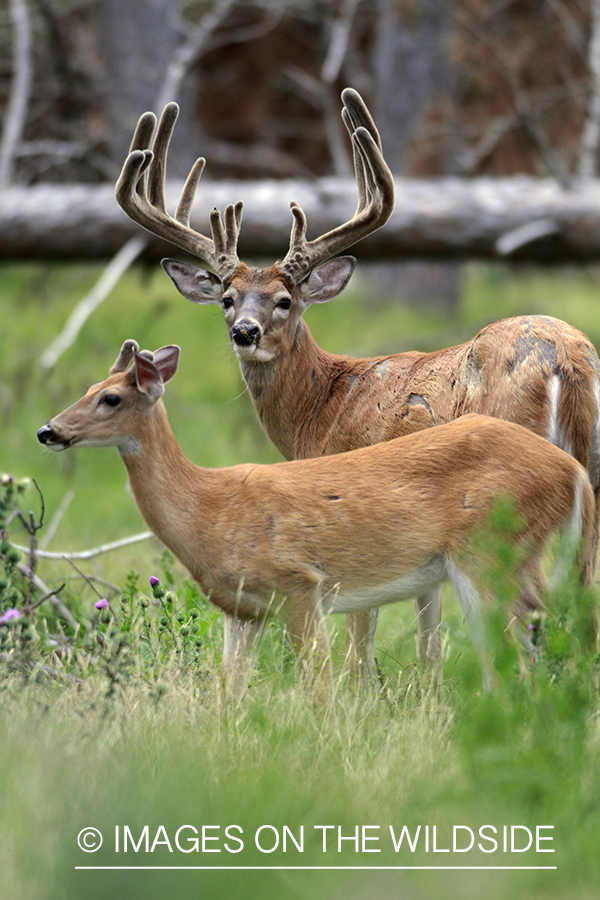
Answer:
[37, 423, 69, 450]
[231, 321, 261, 346]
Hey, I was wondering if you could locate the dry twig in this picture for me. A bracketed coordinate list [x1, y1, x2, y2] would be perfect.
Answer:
[13, 530, 154, 561]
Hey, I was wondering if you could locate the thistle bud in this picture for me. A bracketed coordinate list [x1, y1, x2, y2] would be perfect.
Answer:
[0, 608, 20, 625]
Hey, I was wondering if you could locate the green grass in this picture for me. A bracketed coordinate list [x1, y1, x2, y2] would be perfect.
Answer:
[2, 259, 600, 899]
[1, 559, 598, 900]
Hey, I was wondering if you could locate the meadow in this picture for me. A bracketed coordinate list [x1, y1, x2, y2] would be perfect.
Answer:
[1, 259, 600, 900]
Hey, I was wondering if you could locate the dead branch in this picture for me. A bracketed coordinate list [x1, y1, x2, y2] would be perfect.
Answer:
[156, 0, 239, 109]
[16, 561, 77, 629]
[0, 0, 33, 188]
[24, 582, 66, 616]
[39, 489, 75, 550]
[284, 0, 361, 178]
[13, 530, 155, 560]
[451, 2, 572, 186]
[40, 235, 147, 370]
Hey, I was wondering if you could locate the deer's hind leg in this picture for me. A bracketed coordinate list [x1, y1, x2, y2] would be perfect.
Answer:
[413, 587, 443, 667]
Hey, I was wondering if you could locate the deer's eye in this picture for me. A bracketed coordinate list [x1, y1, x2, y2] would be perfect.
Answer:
[103, 393, 121, 407]
[277, 297, 292, 311]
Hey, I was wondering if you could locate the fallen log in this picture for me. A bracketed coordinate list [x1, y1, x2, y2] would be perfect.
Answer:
[2, 176, 600, 262]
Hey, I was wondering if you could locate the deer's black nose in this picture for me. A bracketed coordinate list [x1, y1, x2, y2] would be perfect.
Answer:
[37, 424, 57, 444]
[231, 322, 260, 346]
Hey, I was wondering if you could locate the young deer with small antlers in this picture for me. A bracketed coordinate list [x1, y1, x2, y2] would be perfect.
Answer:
[38, 341, 596, 694]
[115, 89, 600, 679]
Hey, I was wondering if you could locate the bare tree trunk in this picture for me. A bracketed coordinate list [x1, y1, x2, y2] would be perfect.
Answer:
[368, 0, 459, 310]
[579, 0, 600, 178]
[101, 0, 200, 175]
[374, 0, 453, 173]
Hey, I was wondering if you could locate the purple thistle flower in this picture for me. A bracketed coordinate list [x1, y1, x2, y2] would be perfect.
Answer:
[0, 608, 20, 625]
[149, 576, 160, 588]
[95, 598, 109, 610]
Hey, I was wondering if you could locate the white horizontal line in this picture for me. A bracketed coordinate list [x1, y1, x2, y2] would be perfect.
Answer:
[75, 865, 557, 871]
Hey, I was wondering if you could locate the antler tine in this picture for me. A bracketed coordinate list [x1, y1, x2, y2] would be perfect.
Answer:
[351, 127, 391, 224]
[128, 111, 156, 153]
[110, 339, 140, 374]
[341, 87, 383, 152]
[115, 103, 243, 277]
[175, 157, 206, 226]
[127, 112, 157, 201]
[281, 89, 395, 282]
[341, 87, 383, 215]
[147, 102, 179, 213]
[208, 200, 245, 281]
[342, 106, 367, 214]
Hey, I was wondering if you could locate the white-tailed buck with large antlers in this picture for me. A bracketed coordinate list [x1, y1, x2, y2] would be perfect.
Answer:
[38, 341, 596, 694]
[115, 89, 600, 679]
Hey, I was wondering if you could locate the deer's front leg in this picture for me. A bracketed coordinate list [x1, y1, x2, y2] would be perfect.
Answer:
[284, 589, 334, 698]
[221, 613, 264, 700]
[345, 610, 378, 686]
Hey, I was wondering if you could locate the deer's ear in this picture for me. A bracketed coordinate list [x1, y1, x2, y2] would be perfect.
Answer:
[161, 258, 223, 305]
[152, 345, 181, 385]
[299, 256, 356, 305]
[133, 352, 164, 402]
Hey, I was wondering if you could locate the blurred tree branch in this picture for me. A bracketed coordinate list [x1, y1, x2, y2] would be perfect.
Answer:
[450, 1, 573, 186]
[0, 0, 33, 188]
[284, 0, 361, 177]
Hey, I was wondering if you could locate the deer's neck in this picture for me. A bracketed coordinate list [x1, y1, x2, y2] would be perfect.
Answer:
[238, 321, 342, 459]
[240, 320, 431, 460]
[119, 404, 219, 576]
